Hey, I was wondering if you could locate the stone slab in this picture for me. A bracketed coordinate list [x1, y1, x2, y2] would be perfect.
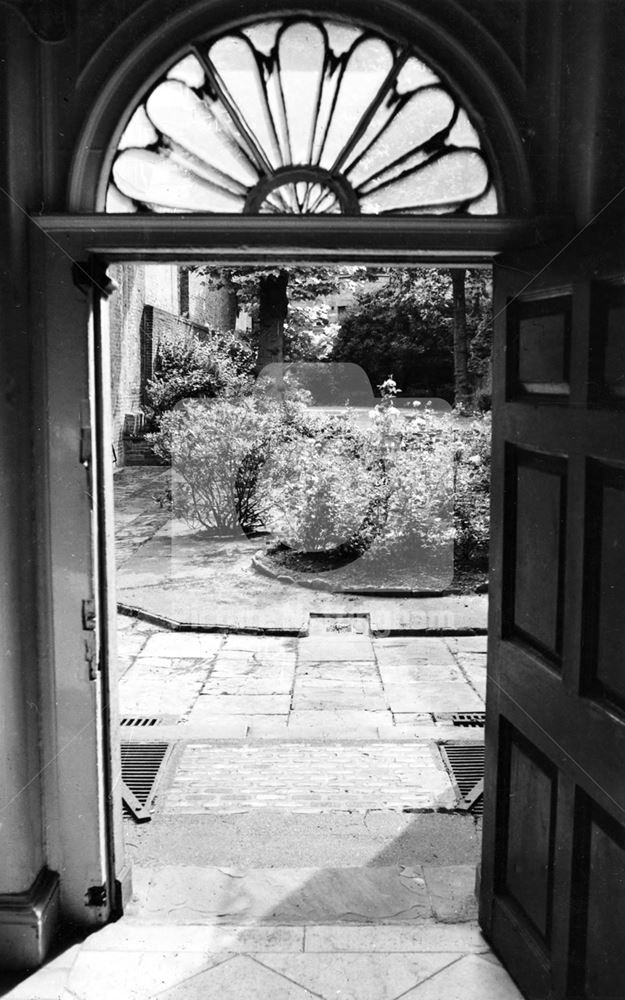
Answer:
[189, 695, 291, 716]
[384, 683, 484, 713]
[81, 923, 304, 953]
[129, 866, 433, 924]
[259, 952, 463, 1000]
[138, 633, 225, 658]
[286, 711, 394, 740]
[298, 636, 375, 661]
[373, 638, 457, 667]
[400, 953, 524, 999]
[303, 922, 488, 953]
[422, 865, 479, 923]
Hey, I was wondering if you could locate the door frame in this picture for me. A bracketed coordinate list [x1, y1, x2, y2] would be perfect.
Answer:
[33, 209, 563, 924]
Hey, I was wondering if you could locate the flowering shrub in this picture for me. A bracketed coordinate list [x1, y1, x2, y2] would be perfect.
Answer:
[260, 385, 491, 576]
[260, 415, 380, 552]
[452, 412, 491, 570]
[148, 395, 303, 534]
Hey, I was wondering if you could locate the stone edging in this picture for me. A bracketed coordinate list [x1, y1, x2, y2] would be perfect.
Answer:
[251, 552, 488, 598]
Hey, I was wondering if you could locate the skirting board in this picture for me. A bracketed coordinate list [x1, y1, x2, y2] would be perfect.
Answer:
[0, 868, 59, 970]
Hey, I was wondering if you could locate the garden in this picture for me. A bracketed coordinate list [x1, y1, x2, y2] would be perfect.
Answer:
[143, 266, 492, 595]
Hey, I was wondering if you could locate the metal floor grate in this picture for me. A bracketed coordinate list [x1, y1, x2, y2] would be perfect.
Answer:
[120, 716, 161, 727]
[121, 742, 172, 818]
[452, 712, 486, 728]
[439, 741, 485, 814]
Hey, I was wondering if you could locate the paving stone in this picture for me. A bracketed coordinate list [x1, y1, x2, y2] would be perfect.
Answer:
[374, 638, 457, 668]
[292, 681, 386, 712]
[295, 661, 381, 683]
[66, 949, 217, 1000]
[190, 695, 291, 715]
[3, 968, 70, 999]
[132, 865, 433, 924]
[81, 923, 304, 953]
[202, 661, 294, 696]
[155, 955, 316, 1000]
[298, 636, 375, 661]
[377, 662, 463, 685]
[286, 711, 394, 739]
[157, 717, 250, 739]
[445, 636, 488, 654]
[245, 716, 291, 738]
[400, 953, 524, 999]
[422, 865, 478, 923]
[452, 654, 487, 700]
[138, 633, 225, 658]
[303, 922, 489, 953]
[119, 658, 210, 717]
[222, 635, 297, 655]
[259, 952, 463, 1000]
[384, 682, 484, 713]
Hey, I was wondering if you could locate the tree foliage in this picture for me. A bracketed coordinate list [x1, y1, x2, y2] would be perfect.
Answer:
[330, 267, 492, 402]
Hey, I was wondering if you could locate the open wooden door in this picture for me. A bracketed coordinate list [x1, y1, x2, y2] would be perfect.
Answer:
[481, 221, 625, 999]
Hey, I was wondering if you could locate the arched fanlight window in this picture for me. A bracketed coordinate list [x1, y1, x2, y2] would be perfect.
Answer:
[106, 17, 498, 216]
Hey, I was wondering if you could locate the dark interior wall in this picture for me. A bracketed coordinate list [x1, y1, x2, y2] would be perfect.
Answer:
[0, 7, 45, 890]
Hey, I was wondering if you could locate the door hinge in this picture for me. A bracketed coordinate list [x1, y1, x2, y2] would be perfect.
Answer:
[85, 884, 107, 907]
[82, 598, 96, 630]
[84, 633, 98, 680]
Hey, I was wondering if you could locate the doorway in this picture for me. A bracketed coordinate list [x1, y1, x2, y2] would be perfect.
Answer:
[106, 257, 495, 974]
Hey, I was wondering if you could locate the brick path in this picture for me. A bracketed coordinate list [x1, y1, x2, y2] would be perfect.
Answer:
[161, 741, 455, 814]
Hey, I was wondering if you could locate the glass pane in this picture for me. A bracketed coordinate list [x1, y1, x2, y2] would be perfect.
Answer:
[320, 37, 394, 169]
[106, 16, 499, 215]
[146, 80, 258, 187]
[359, 149, 489, 213]
[209, 35, 281, 169]
[278, 22, 326, 164]
[113, 149, 246, 211]
[348, 87, 456, 188]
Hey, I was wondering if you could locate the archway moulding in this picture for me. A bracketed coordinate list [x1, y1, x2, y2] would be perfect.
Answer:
[68, 0, 533, 218]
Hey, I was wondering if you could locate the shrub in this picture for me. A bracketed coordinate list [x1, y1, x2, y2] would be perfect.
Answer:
[261, 395, 491, 577]
[452, 412, 491, 570]
[148, 392, 311, 535]
[145, 329, 254, 427]
[260, 414, 379, 552]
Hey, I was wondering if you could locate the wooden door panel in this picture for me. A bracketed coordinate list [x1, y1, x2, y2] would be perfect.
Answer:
[481, 240, 625, 999]
[506, 448, 567, 662]
[501, 730, 557, 942]
[584, 460, 625, 711]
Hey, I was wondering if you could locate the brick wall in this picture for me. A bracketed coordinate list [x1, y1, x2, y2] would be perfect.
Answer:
[108, 263, 145, 465]
[109, 265, 218, 466]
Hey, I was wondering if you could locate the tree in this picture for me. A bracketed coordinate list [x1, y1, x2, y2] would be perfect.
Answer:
[191, 264, 371, 370]
[256, 270, 289, 373]
[450, 268, 472, 410]
[331, 267, 492, 405]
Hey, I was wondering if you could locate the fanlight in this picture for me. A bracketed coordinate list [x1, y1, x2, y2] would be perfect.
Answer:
[106, 18, 498, 216]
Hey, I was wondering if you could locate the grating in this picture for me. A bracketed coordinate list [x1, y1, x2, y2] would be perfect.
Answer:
[120, 716, 161, 727]
[121, 742, 172, 819]
[439, 741, 485, 814]
[452, 712, 486, 728]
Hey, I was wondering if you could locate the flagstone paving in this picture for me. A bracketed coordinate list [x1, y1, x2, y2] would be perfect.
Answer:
[3, 880, 524, 1000]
